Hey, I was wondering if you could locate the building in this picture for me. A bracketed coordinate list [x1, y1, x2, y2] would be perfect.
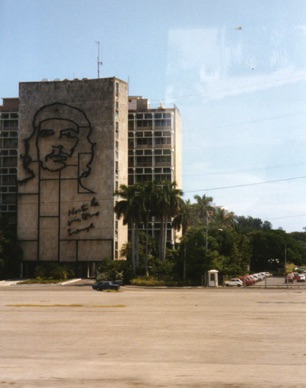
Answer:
[0, 98, 19, 225]
[128, 96, 182, 245]
[17, 78, 128, 277]
[0, 83, 182, 277]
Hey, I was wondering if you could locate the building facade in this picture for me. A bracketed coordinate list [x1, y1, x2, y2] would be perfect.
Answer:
[0, 84, 182, 277]
[128, 96, 182, 245]
[17, 78, 128, 277]
[0, 98, 19, 225]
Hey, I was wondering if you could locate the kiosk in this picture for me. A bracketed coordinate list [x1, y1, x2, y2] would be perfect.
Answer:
[208, 269, 219, 287]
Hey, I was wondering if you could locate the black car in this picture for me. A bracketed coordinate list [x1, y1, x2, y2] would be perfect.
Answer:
[92, 281, 120, 291]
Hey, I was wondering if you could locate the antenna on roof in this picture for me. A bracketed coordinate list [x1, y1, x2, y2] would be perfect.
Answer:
[95, 41, 103, 78]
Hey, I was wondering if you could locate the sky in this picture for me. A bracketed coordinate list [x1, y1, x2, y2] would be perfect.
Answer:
[1, 0, 306, 232]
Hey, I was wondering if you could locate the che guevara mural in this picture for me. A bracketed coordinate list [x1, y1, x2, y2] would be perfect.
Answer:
[18, 96, 112, 270]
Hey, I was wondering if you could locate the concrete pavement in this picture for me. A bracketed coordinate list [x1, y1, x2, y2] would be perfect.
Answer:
[0, 285, 306, 387]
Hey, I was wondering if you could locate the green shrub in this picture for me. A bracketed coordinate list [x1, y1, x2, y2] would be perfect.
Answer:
[34, 263, 75, 280]
[130, 276, 187, 287]
[96, 258, 131, 283]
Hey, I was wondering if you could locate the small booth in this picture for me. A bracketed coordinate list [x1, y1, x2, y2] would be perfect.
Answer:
[208, 269, 219, 287]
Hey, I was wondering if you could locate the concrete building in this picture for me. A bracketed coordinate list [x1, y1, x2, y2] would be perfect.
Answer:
[0, 83, 182, 277]
[0, 98, 19, 225]
[17, 78, 128, 277]
[128, 96, 182, 245]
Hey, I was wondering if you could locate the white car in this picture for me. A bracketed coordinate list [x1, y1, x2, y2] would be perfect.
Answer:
[297, 274, 305, 282]
[225, 278, 243, 287]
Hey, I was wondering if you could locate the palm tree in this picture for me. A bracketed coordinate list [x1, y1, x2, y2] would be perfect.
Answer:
[138, 180, 157, 276]
[212, 207, 235, 230]
[193, 194, 214, 226]
[114, 184, 143, 275]
[154, 181, 184, 260]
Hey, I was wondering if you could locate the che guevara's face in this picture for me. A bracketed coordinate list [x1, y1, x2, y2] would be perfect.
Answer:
[36, 119, 79, 171]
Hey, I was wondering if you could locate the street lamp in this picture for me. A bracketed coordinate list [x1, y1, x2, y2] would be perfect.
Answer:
[203, 210, 214, 286]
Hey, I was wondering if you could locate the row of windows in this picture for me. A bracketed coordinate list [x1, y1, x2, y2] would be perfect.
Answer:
[0, 186, 16, 193]
[0, 193, 16, 204]
[0, 138, 18, 148]
[129, 155, 172, 166]
[0, 158, 17, 168]
[129, 174, 172, 184]
[129, 138, 172, 147]
[129, 130, 172, 138]
[0, 113, 18, 119]
[0, 176, 16, 185]
[128, 167, 172, 174]
[0, 130, 18, 138]
[0, 120, 18, 129]
[0, 149, 17, 156]
[0, 204, 16, 212]
[128, 119, 171, 128]
[128, 112, 172, 120]
[129, 149, 171, 156]
[0, 167, 17, 174]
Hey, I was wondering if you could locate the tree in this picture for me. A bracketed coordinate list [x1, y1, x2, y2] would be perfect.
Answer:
[138, 181, 157, 275]
[193, 194, 214, 226]
[248, 230, 286, 273]
[234, 215, 272, 233]
[211, 207, 235, 230]
[114, 184, 143, 275]
[154, 181, 184, 261]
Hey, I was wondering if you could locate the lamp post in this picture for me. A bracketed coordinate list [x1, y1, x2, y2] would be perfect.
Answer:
[203, 210, 212, 286]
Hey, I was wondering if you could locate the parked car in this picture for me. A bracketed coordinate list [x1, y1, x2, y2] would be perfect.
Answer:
[286, 274, 294, 283]
[239, 276, 254, 286]
[256, 273, 265, 281]
[297, 274, 306, 282]
[92, 281, 120, 291]
[225, 278, 243, 287]
[250, 274, 259, 282]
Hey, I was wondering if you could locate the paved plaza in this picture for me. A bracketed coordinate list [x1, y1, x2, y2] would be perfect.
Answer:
[0, 283, 306, 387]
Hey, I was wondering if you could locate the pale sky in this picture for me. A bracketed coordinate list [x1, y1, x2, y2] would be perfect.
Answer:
[1, 0, 306, 232]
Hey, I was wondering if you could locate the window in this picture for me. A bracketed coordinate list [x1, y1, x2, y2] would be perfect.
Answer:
[136, 138, 152, 146]
[155, 119, 171, 127]
[155, 155, 171, 165]
[136, 156, 152, 166]
[155, 137, 171, 145]
[128, 139, 134, 148]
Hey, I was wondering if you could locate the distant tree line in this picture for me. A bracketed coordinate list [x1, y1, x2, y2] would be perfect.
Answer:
[114, 182, 306, 284]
